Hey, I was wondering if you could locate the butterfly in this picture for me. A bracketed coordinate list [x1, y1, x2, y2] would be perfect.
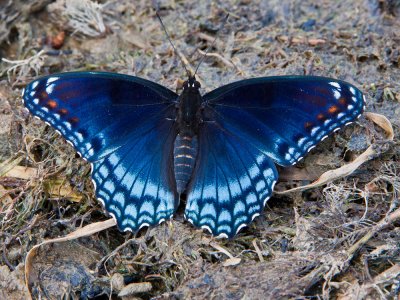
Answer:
[22, 72, 365, 238]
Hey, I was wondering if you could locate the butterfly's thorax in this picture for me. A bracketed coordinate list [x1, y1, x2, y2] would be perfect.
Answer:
[174, 78, 202, 194]
[176, 81, 202, 136]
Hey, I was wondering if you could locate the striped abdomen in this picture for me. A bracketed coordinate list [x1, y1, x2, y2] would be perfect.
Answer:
[173, 134, 198, 194]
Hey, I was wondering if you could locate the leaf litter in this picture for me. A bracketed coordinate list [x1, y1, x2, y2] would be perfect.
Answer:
[0, 0, 400, 299]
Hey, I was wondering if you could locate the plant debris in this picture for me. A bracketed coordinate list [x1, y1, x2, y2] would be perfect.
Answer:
[0, 0, 399, 299]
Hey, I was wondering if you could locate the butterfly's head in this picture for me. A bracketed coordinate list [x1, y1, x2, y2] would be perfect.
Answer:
[183, 76, 201, 90]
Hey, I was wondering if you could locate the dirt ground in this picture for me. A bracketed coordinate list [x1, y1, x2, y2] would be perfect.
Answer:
[0, 0, 399, 299]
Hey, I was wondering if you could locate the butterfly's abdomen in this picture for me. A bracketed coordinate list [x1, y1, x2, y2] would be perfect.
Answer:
[173, 134, 198, 194]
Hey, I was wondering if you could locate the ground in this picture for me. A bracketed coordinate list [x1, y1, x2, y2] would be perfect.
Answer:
[0, 0, 399, 299]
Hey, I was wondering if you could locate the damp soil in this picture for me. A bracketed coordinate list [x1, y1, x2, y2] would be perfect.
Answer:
[0, 0, 399, 299]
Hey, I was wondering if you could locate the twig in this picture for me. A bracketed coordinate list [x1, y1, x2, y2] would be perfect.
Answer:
[2, 237, 15, 271]
[346, 207, 400, 261]
[197, 49, 236, 69]
[252, 239, 265, 262]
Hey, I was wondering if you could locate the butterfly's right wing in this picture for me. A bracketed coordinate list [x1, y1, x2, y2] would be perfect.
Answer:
[90, 106, 178, 231]
[23, 72, 179, 231]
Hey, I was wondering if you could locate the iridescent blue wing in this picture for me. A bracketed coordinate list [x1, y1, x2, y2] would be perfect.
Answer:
[203, 76, 365, 166]
[185, 118, 279, 238]
[185, 76, 364, 237]
[23, 72, 179, 231]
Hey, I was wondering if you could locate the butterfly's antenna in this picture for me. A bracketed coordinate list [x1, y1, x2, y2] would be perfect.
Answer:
[156, 11, 191, 78]
[193, 14, 229, 77]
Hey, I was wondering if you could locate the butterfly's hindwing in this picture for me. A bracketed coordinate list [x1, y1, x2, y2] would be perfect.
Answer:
[185, 117, 278, 238]
[92, 110, 178, 230]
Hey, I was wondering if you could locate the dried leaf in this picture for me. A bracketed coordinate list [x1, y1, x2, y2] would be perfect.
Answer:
[0, 156, 24, 177]
[43, 178, 83, 202]
[210, 242, 242, 266]
[222, 257, 241, 267]
[364, 112, 394, 140]
[3, 165, 37, 180]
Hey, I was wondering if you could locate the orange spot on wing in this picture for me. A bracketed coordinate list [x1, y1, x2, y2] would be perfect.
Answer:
[315, 87, 331, 96]
[328, 105, 339, 114]
[47, 100, 57, 109]
[58, 108, 68, 115]
[53, 82, 81, 100]
[338, 98, 347, 105]
[40, 91, 48, 100]
[317, 113, 325, 121]
[304, 122, 313, 131]
[69, 117, 79, 124]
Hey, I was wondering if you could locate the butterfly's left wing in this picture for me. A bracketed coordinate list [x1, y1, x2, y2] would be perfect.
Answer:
[185, 119, 279, 238]
[185, 76, 364, 237]
[23, 72, 179, 232]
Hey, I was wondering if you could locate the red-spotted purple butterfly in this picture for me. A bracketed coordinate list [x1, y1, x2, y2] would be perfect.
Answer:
[22, 11, 364, 238]
[23, 71, 365, 238]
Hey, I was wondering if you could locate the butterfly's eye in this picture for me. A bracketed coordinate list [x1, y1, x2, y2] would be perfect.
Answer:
[194, 81, 201, 89]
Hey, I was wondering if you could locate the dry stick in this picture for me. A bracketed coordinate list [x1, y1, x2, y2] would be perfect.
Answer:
[197, 49, 236, 69]
[325, 207, 400, 295]
[324, 208, 400, 299]
[303, 194, 400, 295]
[370, 264, 400, 287]
[210, 241, 241, 266]
[252, 239, 265, 262]
[340, 264, 400, 299]
[346, 206, 400, 261]
[2, 237, 15, 271]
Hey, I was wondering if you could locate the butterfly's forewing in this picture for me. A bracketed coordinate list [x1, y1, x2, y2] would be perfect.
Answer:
[203, 76, 365, 166]
[185, 76, 364, 237]
[23, 72, 178, 160]
[23, 72, 179, 231]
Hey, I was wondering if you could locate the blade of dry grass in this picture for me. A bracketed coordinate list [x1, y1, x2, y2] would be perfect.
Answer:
[0, 156, 24, 178]
[210, 241, 242, 266]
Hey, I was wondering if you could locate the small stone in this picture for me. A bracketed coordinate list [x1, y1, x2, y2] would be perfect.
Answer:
[118, 282, 152, 297]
